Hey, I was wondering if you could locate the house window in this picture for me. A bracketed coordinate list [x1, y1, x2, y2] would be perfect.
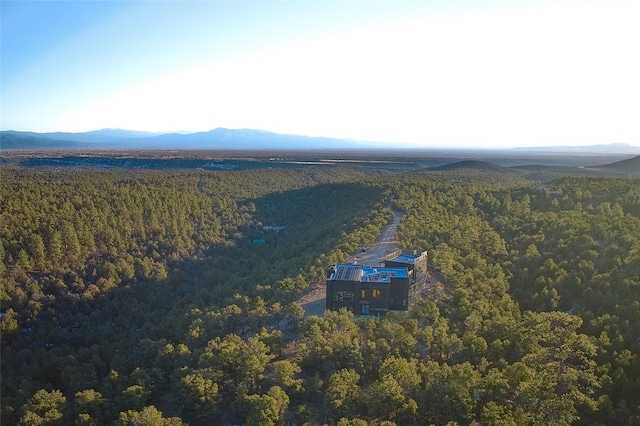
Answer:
[360, 289, 367, 298]
[372, 289, 384, 298]
[333, 291, 354, 302]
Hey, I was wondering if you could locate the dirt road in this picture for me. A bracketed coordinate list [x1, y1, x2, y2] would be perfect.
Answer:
[352, 210, 403, 266]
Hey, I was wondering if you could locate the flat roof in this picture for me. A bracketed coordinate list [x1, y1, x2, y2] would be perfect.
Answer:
[388, 251, 427, 265]
[331, 264, 408, 283]
[361, 266, 408, 282]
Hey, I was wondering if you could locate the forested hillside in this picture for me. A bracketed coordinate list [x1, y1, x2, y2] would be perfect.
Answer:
[1, 165, 639, 425]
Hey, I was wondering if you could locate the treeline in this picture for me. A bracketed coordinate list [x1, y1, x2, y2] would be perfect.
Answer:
[2, 166, 640, 424]
[485, 177, 640, 423]
[0, 166, 391, 425]
[387, 173, 640, 424]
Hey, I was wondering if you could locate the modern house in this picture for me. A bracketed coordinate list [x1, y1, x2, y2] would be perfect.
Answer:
[326, 264, 410, 316]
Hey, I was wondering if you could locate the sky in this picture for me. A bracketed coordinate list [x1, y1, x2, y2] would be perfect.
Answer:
[1, 0, 639, 149]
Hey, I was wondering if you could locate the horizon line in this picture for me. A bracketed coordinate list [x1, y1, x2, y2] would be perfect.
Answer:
[1, 127, 639, 152]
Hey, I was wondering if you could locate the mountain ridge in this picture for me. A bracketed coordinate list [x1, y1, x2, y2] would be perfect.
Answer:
[1, 128, 639, 153]
[594, 155, 640, 172]
[513, 142, 639, 154]
[429, 160, 518, 174]
[0, 128, 365, 150]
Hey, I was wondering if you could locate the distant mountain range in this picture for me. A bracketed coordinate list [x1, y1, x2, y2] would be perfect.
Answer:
[513, 143, 639, 154]
[0, 128, 366, 150]
[1, 128, 639, 153]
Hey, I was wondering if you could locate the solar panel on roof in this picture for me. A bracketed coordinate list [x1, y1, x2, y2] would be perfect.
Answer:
[333, 264, 362, 281]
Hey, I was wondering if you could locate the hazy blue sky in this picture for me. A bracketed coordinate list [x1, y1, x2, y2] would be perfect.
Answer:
[2, 0, 638, 148]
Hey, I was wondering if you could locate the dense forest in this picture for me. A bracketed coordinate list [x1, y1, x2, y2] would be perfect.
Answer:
[1, 163, 639, 425]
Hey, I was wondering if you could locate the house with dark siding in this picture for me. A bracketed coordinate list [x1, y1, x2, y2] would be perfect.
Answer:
[325, 250, 428, 316]
[326, 264, 410, 316]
